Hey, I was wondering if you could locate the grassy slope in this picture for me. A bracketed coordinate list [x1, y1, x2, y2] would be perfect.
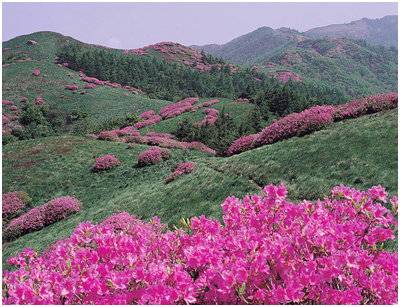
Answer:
[3, 109, 397, 266]
[2, 32, 171, 129]
[208, 109, 397, 200]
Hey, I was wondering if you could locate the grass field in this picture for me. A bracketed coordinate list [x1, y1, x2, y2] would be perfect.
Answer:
[3, 108, 397, 267]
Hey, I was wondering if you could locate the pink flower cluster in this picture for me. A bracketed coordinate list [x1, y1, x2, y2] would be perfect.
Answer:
[4, 196, 80, 241]
[65, 84, 78, 91]
[81, 76, 104, 85]
[165, 161, 196, 183]
[226, 134, 258, 156]
[134, 110, 162, 129]
[117, 126, 140, 137]
[92, 154, 121, 172]
[255, 105, 335, 146]
[334, 92, 398, 121]
[3, 114, 10, 125]
[191, 99, 220, 112]
[227, 105, 335, 155]
[197, 108, 219, 126]
[84, 83, 97, 89]
[227, 92, 398, 156]
[3, 184, 397, 304]
[97, 127, 140, 140]
[34, 96, 45, 105]
[159, 97, 199, 119]
[137, 146, 171, 167]
[79, 73, 144, 95]
[2, 192, 30, 221]
[32, 68, 41, 76]
[2, 100, 14, 106]
[20, 97, 28, 103]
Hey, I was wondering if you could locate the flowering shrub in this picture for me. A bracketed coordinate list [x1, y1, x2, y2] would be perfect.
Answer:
[65, 84, 78, 91]
[197, 108, 219, 126]
[255, 105, 336, 147]
[2, 191, 31, 221]
[81, 76, 104, 85]
[227, 92, 398, 155]
[32, 68, 41, 76]
[191, 99, 220, 111]
[92, 154, 121, 172]
[334, 92, 398, 121]
[134, 115, 162, 129]
[4, 196, 80, 241]
[226, 134, 258, 156]
[137, 146, 171, 167]
[2, 100, 14, 106]
[159, 97, 199, 119]
[34, 96, 45, 105]
[3, 114, 10, 125]
[116, 126, 140, 137]
[139, 110, 157, 120]
[165, 162, 196, 183]
[84, 83, 97, 89]
[3, 184, 397, 304]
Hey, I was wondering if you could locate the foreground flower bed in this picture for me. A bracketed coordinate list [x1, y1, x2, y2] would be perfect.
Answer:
[3, 184, 397, 304]
[227, 92, 398, 156]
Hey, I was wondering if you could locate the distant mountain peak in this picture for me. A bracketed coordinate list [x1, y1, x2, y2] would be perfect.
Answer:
[304, 15, 397, 47]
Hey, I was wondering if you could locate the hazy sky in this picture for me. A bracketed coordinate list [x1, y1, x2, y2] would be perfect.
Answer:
[3, 2, 398, 48]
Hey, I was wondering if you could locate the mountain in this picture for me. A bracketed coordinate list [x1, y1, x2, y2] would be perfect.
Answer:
[192, 18, 398, 98]
[192, 26, 307, 65]
[305, 15, 398, 48]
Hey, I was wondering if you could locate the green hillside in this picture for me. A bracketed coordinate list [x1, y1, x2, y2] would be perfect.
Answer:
[2, 32, 172, 140]
[194, 26, 397, 98]
[3, 108, 397, 267]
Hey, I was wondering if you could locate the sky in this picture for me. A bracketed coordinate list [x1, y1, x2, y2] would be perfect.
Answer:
[2, 2, 398, 48]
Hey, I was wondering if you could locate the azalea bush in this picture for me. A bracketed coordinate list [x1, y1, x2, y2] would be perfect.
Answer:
[191, 99, 220, 111]
[334, 92, 397, 121]
[197, 108, 219, 126]
[134, 115, 162, 129]
[65, 84, 78, 91]
[3, 184, 397, 304]
[137, 146, 171, 167]
[159, 97, 199, 119]
[32, 68, 41, 76]
[97, 130, 119, 141]
[2, 99, 14, 105]
[227, 93, 398, 156]
[92, 154, 121, 172]
[4, 196, 81, 241]
[2, 191, 31, 221]
[165, 161, 196, 183]
[226, 134, 258, 156]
